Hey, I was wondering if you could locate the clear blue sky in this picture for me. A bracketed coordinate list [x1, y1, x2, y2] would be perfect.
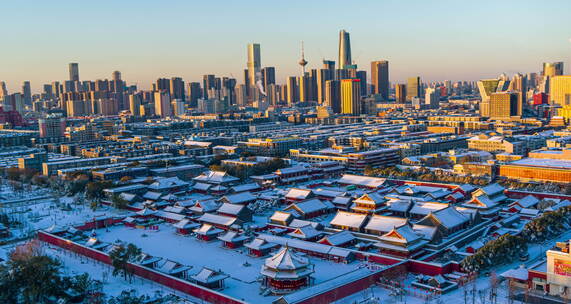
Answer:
[1, 0, 570, 93]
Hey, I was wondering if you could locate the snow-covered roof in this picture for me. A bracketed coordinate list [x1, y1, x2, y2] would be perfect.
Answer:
[220, 192, 256, 204]
[427, 206, 469, 229]
[318, 230, 355, 246]
[264, 245, 310, 270]
[193, 224, 223, 235]
[197, 213, 238, 227]
[501, 265, 528, 281]
[230, 183, 260, 193]
[193, 171, 239, 184]
[337, 174, 386, 188]
[287, 225, 322, 240]
[409, 202, 449, 216]
[217, 230, 249, 243]
[284, 199, 331, 215]
[354, 192, 385, 205]
[514, 195, 540, 208]
[190, 267, 229, 283]
[216, 203, 247, 216]
[285, 188, 312, 200]
[148, 177, 189, 190]
[270, 211, 293, 223]
[365, 215, 408, 234]
[329, 211, 368, 229]
[136, 208, 157, 216]
[244, 237, 278, 250]
[173, 219, 200, 229]
[379, 224, 423, 244]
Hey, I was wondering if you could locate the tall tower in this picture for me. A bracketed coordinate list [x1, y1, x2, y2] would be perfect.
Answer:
[338, 30, 352, 70]
[371, 60, 389, 99]
[298, 41, 308, 75]
[247, 43, 261, 88]
[69, 63, 79, 81]
[406, 76, 421, 101]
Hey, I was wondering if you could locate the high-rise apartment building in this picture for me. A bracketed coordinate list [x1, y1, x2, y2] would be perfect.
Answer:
[69, 63, 79, 81]
[550, 76, 571, 106]
[39, 113, 66, 138]
[325, 80, 341, 113]
[202, 75, 216, 99]
[154, 91, 171, 117]
[341, 79, 361, 115]
[406, 77, 421, 101]
[395, 84, 406, 103]
[298, 74, 311, 102]
[317, 69, 334, 104]
[425, 87, 439, 109]
[129, 94, 142, 116]
[338, 30, 352, 70]
[371, 60, 389, 99]
[247, 43, 261, 88]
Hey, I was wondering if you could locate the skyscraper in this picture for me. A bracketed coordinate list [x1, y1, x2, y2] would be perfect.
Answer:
[406, 77, 421, 101]
[247, 43, 261, 88]
[170, 77, 185, 101]
[395, 84, 406, 103]
[39, 113, 66, 138]
[202, 75, 216, 99]
[0, 82, 7, 99]
[286, 76, 298, 105]
[338, 30, 352, 70]
[69, 63, 79, 81]
[22, 81, 32, 105]
[341, 79, 361, 115]
[477, 78, 510, 117]
[371, 60, 389, 99]
[187, 82, 202, 107]
[356, 71, 367, 96]
[317, 69, 334, 104]
[425, 87, 439, 109]
[325, 80, 341, 113]
[261, 67, 276, 91]
[298, 74, 311, 102]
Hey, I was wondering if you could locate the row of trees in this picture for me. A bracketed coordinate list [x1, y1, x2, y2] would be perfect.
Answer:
[523, 205, 571, 242]
[461, 234, 527, 272]
[210, 157, 287, 180]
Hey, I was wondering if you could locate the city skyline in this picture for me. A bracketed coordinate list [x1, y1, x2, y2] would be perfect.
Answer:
[1, 0, 571, 92]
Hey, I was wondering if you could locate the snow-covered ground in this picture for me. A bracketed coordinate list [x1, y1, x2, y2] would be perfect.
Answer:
[92, 223, 362, 303]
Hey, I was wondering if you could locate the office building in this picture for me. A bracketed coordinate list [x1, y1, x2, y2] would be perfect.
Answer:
[550, 76, 571, 106]
[356, 71, 367, 96]
[287, 76, 298, 104]
[187, 82, 202, 107]
[477, 78, 510, 117]
[298, 74, 311, 102]
[69, 63, 79, 81]
[341, 79, 361, 115]
[38, 114, 66, 138]
[0, 81, 7, 99]
[325, 80, 341, 113]
[202, 75, 216, 99]
[338, 30, 352, 69]
[247, 43, 261, 88]
[22, 81, 32, 105]
[489, 92, 521, 120]
[543, 62, 564, 77]
[395, 84, 406, 103]
[170, 77, 185, 101]
[261, 67, 276, 91]
[154, 91, 171, 117]
[406, 77, 421, 101]
[371, 60, 389, 99]
[317, 69, 334, 104]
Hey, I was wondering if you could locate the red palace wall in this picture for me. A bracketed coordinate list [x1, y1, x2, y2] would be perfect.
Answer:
[37, 231, 246, 304]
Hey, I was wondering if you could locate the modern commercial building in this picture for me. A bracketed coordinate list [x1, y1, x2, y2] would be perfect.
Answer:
[247, 43, 261, 88]
[499, 158, 571, 183]
[129, 94, 142, 116]
[543, 62, 564, 77]
[489, 92, 521, 119]
[239, 137, 303, 157]
[550, 76, 571, 106]
[338, 30, 352, 69]
[22, 81, 32, 105]
[424, 87, 439, 109]
[187, 82, 202, 107]
[69, 63, 79, 81]
[286, 76, 298, 104]
[477, 78, 510, 117]
[406, 77, 421, 101]
[371, 60, 389, 99]
[341, 79, 361, 115]
[170, 77, 185, 101]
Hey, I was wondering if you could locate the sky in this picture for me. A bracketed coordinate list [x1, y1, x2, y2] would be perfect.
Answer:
[1, 0, 570, 93]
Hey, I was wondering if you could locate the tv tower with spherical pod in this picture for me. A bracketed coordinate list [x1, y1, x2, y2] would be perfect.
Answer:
[298, 41, 308, 75]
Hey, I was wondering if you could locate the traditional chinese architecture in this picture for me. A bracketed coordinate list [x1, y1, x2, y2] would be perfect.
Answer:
[190, 267, 229, 290]
[261, 245, 314, 294]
